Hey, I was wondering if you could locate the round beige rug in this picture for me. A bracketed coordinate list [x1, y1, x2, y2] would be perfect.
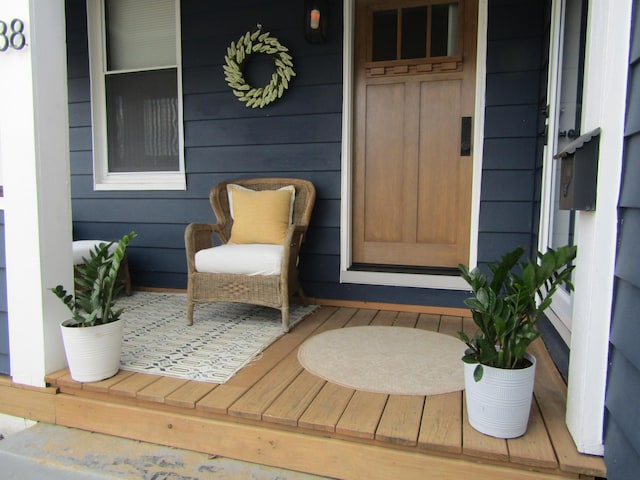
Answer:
[297, 326, 467, 396]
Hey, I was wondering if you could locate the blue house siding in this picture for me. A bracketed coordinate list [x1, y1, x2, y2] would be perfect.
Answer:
[65, 0, 549, 308]
[479, 0, 548, 267]
[605, 0, 640, 477]
[0, 210, 9, 375]
[66, 0, 347, 295]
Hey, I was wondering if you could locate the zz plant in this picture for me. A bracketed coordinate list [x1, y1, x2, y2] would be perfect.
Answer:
[50, 231, 136, 327]
[458, 245, 577, 381]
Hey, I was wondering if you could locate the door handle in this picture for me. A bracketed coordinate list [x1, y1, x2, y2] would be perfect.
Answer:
[461, 117, 472, 156]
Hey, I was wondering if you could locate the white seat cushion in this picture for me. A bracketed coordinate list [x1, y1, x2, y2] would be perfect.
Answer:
[194, 244, 284, 276]
[72, 240, 117, 265]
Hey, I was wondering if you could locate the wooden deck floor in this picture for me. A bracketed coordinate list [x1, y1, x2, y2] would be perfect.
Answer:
[38, 306, 606, 479]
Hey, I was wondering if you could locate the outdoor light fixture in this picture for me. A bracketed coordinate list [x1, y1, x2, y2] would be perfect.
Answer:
[304, 0, 327, 44]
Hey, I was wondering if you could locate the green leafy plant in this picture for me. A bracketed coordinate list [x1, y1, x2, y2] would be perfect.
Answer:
[50, 231, 136, 327]
[458, 245, 577, 381]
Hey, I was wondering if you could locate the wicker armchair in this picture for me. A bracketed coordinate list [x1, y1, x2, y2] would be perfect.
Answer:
[185, 178, 316, 332]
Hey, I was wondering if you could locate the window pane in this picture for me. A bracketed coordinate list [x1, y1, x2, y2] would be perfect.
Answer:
[105, 0, 176, 71]
[401, 6, 427, 59]
[431, 3, 458, 57]
[106, 69, 179, 173]
[372, 10, 398, 61]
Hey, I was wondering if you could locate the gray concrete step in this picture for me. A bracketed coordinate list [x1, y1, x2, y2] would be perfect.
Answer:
[0, 422, 331, 479]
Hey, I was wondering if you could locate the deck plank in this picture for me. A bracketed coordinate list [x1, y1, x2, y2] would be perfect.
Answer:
[507, 398, 558, 469]
[370, 310, 398, 325]
[196, 307, 337, 414]
[394, 312, 419, 328]
[228, 352, 304, 420]
[165, 381, 217, 409]
[298, 382, 354, 432]
[418, 391, 462, 454]
[262, 371, 326, 427]
[336, 391, 388, 439]
[344, 308, 377, 327]
[376, 395, 425, 446]
[415, 313, 441, 331]
[438, 315, 464, 337]
[137, 376, 189, 403]
[229, 306, 359, 420]
[53, 372, 81, 389]
[44, 369, 68, 385]
[462, 400, 509, 462]
[529, 340, 606, 477]
[109, 373, 163, 398]
[81, 370, 136, 393]
[0, 381, 57, 423]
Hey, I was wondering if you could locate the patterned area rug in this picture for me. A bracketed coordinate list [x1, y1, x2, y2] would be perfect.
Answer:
[117, 292, 317, 383]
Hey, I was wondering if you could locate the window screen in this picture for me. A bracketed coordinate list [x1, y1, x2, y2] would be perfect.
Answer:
[105, 0, 176, 71]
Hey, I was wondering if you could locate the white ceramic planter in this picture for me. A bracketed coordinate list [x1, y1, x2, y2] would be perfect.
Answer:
[464, 352, 536, 439]
[60, 319, 123, 383]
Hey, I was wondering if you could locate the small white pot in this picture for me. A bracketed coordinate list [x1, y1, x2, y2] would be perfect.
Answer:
[464, 352, 536, 439]
[60, 319, 124, 383]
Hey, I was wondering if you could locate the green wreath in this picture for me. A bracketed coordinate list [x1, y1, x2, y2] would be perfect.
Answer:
[223, 28, 296, 108]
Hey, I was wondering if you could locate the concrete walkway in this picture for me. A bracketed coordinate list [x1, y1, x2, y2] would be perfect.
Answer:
[0, 420, 331, 479]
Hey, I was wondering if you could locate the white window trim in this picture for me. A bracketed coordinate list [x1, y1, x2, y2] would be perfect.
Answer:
[339, 0, 486, 291]
[86, 0, 186, 191]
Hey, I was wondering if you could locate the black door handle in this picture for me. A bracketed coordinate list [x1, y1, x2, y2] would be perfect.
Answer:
[461, 117, 472, 156]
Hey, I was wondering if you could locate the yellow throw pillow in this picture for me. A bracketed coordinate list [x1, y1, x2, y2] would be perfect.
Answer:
[229, 187, 294, 245]
[227, 184, 295, 221]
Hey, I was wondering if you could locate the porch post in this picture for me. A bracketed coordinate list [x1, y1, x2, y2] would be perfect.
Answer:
[566, 0, 633, 455]
[0, 0, 73, 386]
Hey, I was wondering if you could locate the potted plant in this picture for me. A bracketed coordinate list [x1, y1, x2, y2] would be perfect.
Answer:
[458, 245, 577, 438]
[50, 231, 136, 382]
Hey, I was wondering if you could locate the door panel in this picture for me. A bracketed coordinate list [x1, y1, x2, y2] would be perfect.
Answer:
[363, 82, 408, 244]
[417, 80, 461, 246]
[353, 0, 477, 270]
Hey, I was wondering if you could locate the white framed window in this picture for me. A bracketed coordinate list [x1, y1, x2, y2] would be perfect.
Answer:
[87, 0, 185, 190]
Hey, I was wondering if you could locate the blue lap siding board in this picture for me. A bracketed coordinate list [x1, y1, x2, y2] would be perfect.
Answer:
[64, 0, 546, 307]
[605, 0, 640, 477]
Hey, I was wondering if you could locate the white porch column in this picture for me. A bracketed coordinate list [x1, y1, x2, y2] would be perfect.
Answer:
[0, 0, 73, 386]
[566, 0, 633, 455]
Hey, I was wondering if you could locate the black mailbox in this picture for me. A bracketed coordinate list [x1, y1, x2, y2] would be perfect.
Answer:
[553, 127, 600, 211]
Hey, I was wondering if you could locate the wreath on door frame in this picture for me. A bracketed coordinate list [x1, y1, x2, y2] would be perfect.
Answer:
[223, 28, 296, 108]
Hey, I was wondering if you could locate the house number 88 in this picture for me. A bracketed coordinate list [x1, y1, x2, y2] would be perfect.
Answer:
[0, 19, 27, 52]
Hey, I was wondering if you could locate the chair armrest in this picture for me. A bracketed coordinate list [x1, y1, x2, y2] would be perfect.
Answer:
[290, 224, 308, 249]
[282, 223, 309, 272]
[185, 223, 224, 273]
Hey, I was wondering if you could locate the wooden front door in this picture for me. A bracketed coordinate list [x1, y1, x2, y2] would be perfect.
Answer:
[353, 0, 478, 270]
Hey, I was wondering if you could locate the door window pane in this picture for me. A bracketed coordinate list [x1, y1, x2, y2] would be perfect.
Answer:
[372, 10, 398, 61]
[105, 69, 179, 172]
[401, 6, 427, 59]
[370, 2, 459, 63]
[431, 3, 458, 57]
